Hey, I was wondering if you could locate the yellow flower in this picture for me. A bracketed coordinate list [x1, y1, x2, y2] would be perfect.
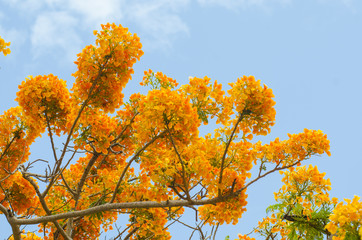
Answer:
[0, 36, 11, 56]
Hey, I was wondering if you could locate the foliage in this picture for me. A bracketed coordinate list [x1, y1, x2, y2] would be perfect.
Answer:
[0, 24, 359, 240]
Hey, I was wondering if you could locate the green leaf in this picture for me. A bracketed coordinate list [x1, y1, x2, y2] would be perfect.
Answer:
[266, 203, 284, 214]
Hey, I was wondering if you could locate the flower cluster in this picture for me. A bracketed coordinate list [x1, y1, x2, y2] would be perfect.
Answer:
[41, 153, 120, 239]
[1, 172, 39, 215]
[0, 107, 36, 179]
[73, 108, 118, 154]
[199, 190, 248, 225]
[16, 74, 71, 135]
[141, 69, 178, 89]
[0, 36, 10, 56]
[9, 231, 42, 240]
[181, 76, 225, 124]
[257, 129, 331, 167]
[255, 215, 290, 240]
[235, 234, 256, 240]
[255, 165, 333, 239]
[192, 138, 253, 225]
[71, 23, 143, 113]
[128, 208, 171, 240]
[326, 195, 362, 239]
[134, 88, 200, 144]
[226, 76, 276, 135]
[276, 165, 332, 208]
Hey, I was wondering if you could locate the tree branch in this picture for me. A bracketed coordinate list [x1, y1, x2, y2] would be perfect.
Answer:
[164, 121, 192, 201]
[218, 110, 249, 196]
[21, 168, 72, 240]
[0, 204, 21, 240]
[44, 110, 58, 162]
[110, 131, 166, 203]
[42, 56, 111, 198]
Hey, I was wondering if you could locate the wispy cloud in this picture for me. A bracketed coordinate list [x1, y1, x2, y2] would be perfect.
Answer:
[0, 0, 355, 60]
[1, 0, 190, 59]
[125, 0, 189, 50]
[67, 0, 123, 28]
[0, 13, 25, 55]
[31, 11, 81, 60]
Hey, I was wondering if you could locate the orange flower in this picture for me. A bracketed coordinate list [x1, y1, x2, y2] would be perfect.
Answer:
[226, 76, 276, 135]
[0, 36, 11, 56]
[1, 172, 39, 215]
[71, 23, 143, 113]
[0, 107, 36, 179]
[141, 69, 178, 89]
[134, 88, 200, 144]
[9, 232, 42, 240]
[326, 195, 362, 239]
[16, 74, 71, 135]
[181, 76, 225, 124]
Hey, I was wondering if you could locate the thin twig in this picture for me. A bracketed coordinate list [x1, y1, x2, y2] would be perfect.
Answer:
[164, 121, 192, 201]
[42, 56, 111, 198]
[110, 131, 166, 203]
[44, 110, 58, 162]
[218, 111, 248, 196]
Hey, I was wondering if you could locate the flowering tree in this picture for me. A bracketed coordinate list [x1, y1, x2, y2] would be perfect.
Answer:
[0, 24, 359, 240]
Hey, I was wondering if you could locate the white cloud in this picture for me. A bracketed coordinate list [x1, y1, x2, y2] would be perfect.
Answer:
[0, 19, 25, 54]
[1, 0, 191, 58]
[31, 11, 81, 60]
[67, 0, 124, 28]
[125, 0, 189, 50]
[0, 28, 25, 48]
[2, 0, 355, 60]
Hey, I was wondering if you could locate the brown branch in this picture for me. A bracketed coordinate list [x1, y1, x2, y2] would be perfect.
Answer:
[110, 131, 166, 203]
[21, 169, 71, 240]
[111, 112, 139, 144]
[12, 196, 225, 225]
[164, 121, 192, 201]
[42, 56, 111, 198]
[124, 226, 139, 240]
[283, 213, 331, 236]
[74, 153, 100, 205]
[0, 142, 27, 184]
[218, 111, 248, 196]
[212, 223, 220, 240]
[0, 133, 18, 161]
[11, 155, 310, 233]
[0, 204, 21, 240]
[44, 110, 58, 162]
[60, 172, 76, 197]
[63, 152, 100, 236]
[239, 159, 303, 194]
[111, 223, 134, 240]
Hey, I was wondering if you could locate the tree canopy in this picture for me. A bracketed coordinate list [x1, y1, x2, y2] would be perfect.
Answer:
[0, 24, 361, 240]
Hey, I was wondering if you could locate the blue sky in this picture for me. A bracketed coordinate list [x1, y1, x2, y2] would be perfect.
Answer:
[0, 0, 361, 239]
